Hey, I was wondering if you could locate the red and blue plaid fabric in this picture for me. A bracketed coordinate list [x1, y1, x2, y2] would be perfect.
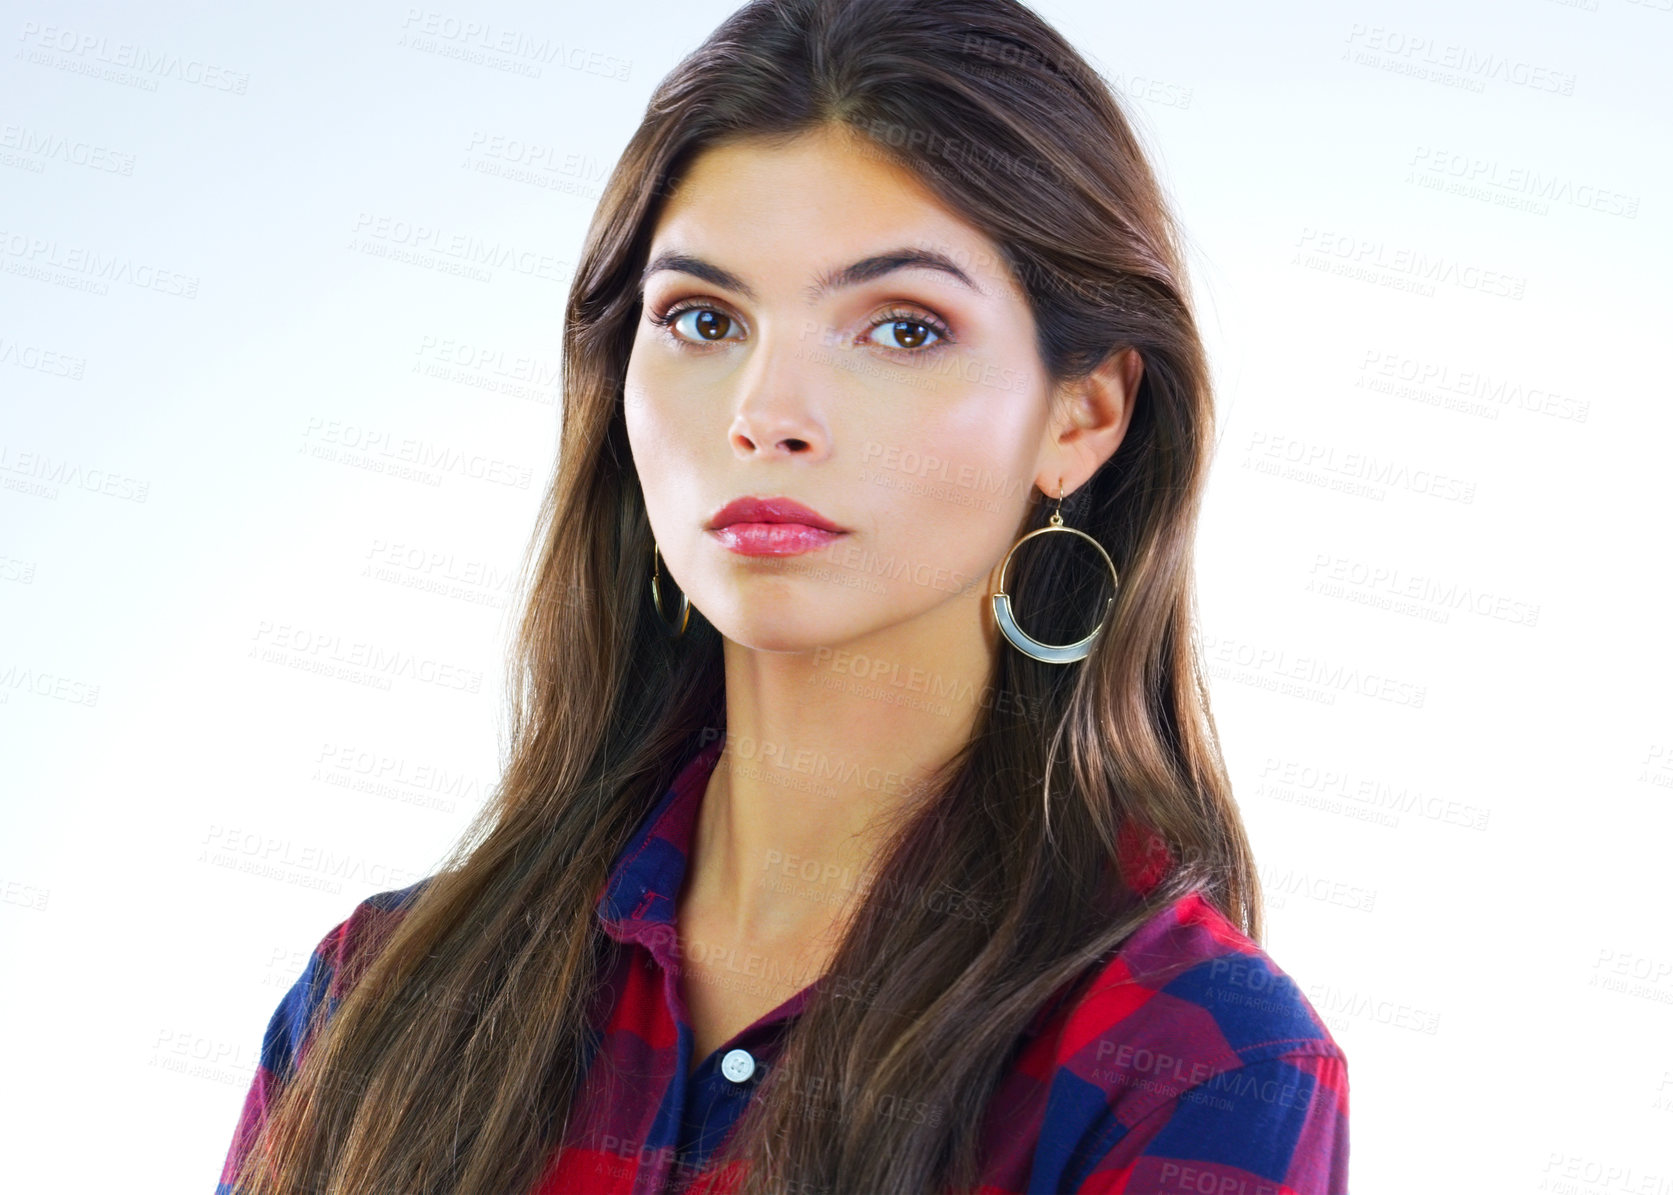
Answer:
[220, 737, 1349, 1193]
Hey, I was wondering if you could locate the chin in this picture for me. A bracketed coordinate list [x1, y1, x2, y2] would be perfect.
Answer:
[714, 610, 858, 657]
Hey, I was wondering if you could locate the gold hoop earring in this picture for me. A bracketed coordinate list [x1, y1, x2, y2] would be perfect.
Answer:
[650, 542, 690, 638]
[991, 478, 1118, 664]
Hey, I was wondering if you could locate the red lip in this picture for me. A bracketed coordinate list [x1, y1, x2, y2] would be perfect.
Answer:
[706, 496, 847, 533]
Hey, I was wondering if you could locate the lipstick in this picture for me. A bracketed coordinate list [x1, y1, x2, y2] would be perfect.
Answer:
[706, 495, 849, 557]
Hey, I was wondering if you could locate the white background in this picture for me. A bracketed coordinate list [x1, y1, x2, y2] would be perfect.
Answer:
[2, 1, 1669, 1192]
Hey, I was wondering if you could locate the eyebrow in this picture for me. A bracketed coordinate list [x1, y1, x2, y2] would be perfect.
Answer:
[638, 246, 985, 303]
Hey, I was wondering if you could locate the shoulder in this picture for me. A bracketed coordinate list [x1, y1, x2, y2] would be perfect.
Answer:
[218, 878, 436, 1193]
[316, 875, 433, 1000]
[1027, 890, 1350, 1192]
[270, 876, 436, 1069]
[1055, 889, 1345, 1094]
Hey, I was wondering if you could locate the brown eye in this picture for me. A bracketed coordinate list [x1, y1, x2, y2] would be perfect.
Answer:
[656, 304, 741, 344]
[863, 310, 949, 352]
[691, 309, 731, 340]
[886, 320, 929, 349]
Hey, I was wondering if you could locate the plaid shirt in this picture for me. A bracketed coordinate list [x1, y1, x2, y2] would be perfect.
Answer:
[220, 738, 1349, 1193]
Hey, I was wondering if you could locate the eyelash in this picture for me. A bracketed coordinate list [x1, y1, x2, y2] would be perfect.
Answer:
[646, 298, 954, 354]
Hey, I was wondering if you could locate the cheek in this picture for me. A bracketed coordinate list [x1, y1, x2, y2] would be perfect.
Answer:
[857, 392, 1040, 584]
[887, 380, 1038, 503]
[622, 346, 653, 441]
[624, 350, 716, 548]
[623, 351, 684, 467]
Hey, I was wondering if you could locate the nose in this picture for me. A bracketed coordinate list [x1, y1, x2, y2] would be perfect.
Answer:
[727, 331, 831, 460]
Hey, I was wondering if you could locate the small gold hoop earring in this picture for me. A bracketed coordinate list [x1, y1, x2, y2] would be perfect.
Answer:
[991, 478, 1119, 664]
[650, 542, 690, 638]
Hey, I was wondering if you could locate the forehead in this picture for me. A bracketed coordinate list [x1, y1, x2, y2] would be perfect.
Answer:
[648, 125, 1020, 299]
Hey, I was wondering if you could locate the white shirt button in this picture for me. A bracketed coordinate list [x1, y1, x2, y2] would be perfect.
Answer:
[720, 1048, 756, 1083]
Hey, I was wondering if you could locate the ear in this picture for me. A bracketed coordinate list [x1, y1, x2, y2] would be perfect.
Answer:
[1034, 347, 1143, 499]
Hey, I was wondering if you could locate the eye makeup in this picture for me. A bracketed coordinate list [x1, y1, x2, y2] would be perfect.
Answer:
[645, 296, 957, 355]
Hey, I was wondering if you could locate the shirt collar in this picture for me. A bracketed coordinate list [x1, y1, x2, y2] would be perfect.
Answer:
[591, 733, 1171, 1037]
[594, 735, 832, 1029]
[595, 735, 725, 952]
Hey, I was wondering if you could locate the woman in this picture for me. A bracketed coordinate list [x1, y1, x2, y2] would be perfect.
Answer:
[219, 0, 1349, 1191]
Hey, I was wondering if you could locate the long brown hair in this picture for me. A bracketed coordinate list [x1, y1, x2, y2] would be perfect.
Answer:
[231, 0, 1259, 1190]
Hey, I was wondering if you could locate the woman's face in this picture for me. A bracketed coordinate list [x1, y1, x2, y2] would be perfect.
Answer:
[624, 123, 1078, 656]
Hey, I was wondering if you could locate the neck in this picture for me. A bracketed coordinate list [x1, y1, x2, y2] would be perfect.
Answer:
[685, 596, 994, 946]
